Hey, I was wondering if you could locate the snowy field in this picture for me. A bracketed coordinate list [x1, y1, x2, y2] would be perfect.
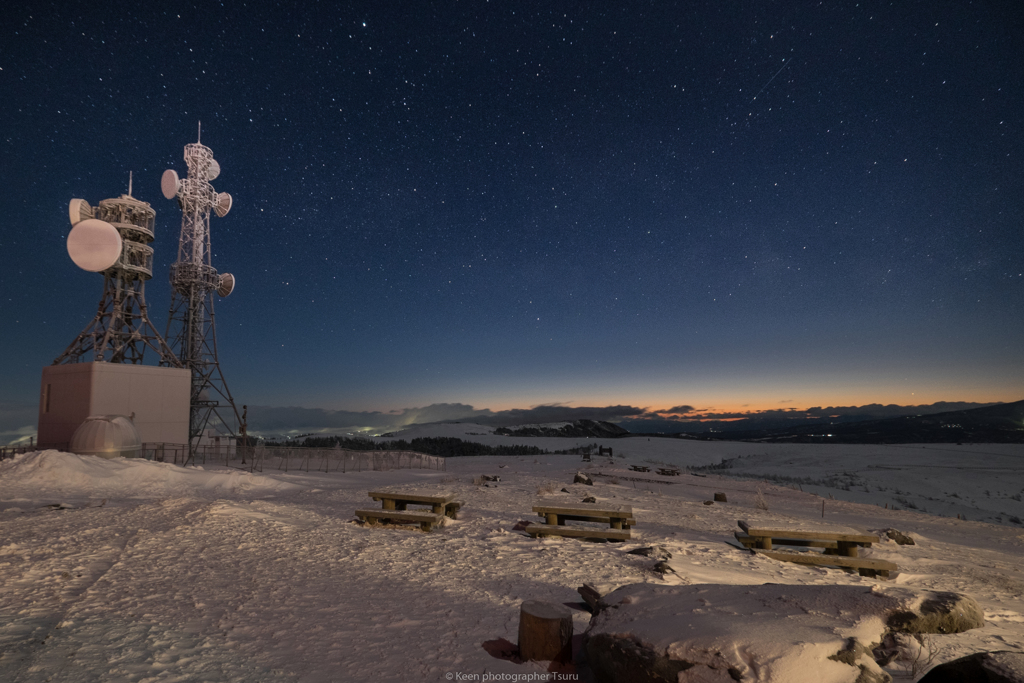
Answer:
[1, 424, 1022, 682]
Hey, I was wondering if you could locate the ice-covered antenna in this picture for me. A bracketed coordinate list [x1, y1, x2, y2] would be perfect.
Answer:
[55, 174, 180, 365]
[161, 130, 239, 462]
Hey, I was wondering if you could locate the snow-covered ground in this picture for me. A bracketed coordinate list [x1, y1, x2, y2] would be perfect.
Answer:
[1, 424, 1022, 682]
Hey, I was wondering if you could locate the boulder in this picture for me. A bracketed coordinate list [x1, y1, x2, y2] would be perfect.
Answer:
[886, 592, 985, 634]
[582, 496, 597, 503]
[830, 639, 892, 683]
[884, 529, 915, 546]
[574, 472, 594, 486]
[918, 651, 1024, 683]
[627, 546, 673, 561]
[578, 583, 621, 612]
[714, 492, 728, 502]
[586, 633, 733, 683]
[585, 584, 986, 683]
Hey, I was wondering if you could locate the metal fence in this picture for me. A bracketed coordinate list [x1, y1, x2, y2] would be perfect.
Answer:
[0, 445, 37, 462]
[139, 442, 191, 465]
[2, 442, 446, 474]
[139, 443, 445, 473]
[249, 447, 446, 473]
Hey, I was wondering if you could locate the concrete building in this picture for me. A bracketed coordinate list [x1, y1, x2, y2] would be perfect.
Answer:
[38, 363, 190, 448]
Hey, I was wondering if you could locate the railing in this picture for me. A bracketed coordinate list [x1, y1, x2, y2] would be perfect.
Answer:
[2, 443, 446, 475]
[0, 445, 39, 462]
[136, 443, 445, 473]
[248, 447, 446, 474]
[139, 442, 191, 464]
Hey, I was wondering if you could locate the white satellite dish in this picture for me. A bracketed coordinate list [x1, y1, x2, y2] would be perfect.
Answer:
[67, 218, 122, 272]
[217, 272, 235, 297]
[68, 198, 93, 226]
[214, 192, 232, 217]
[161, 169, 180, 200]
[208, 158, 221, 181]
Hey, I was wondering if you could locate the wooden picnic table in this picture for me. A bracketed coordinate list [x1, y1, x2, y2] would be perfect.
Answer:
[629, 465, 650, 472]
[355, 490, 463, 532]
[367, 490, 462, 518]
[735, 520, 897, 578]
[525, 504, 635, 541]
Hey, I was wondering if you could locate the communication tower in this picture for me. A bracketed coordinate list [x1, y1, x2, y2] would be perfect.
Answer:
[161, 128, 240, 458]
[55, 176, 181, 366]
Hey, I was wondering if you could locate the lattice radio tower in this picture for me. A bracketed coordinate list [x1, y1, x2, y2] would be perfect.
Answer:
[160, 126, 239, 456]
[55, 175, 181, 367]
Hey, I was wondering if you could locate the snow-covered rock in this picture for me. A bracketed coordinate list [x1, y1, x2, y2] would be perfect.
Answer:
[574, 471, 594, 485]
[919, 650, 1024, 683]
[584, 583, 985, 683]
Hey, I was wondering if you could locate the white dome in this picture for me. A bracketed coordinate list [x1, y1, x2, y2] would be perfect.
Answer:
[69, 415, 142, 459]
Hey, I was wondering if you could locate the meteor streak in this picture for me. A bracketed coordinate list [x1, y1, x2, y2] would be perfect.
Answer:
[751, 56, 793, 102]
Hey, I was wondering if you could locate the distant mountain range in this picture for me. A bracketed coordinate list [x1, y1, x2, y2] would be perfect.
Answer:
[494, 419, 630, 439]
[285, 402, 1024, 445]
[661, 400, 1024, 444]
[448, 403, 1024, 443]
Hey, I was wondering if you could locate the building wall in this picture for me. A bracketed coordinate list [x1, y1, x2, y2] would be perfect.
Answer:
[38, 363, 191, 448]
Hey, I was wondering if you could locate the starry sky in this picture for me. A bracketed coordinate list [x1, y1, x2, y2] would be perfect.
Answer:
[1, 1, 1022, 439]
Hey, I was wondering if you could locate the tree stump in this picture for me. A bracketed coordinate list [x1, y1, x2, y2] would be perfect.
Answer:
[518, 600, 573, 663]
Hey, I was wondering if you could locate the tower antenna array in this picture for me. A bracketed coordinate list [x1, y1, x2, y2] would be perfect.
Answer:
[55, 181, 181, 366]
[161, 133, 239, 460]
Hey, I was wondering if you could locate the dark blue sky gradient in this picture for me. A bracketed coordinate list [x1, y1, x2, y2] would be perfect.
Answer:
[1, 1, 1022, 435]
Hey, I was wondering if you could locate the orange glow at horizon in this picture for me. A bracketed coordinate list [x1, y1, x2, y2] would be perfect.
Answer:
[445, 389, 1021, 418]
[322, 372, 1023, 416]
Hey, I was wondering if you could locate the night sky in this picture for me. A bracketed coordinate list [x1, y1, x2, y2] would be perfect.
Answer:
[2, 2, 1022, 438]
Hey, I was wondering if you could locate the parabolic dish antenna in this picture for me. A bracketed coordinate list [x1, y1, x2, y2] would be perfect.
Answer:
[68, 198, 94, 226]
[208, 158, 221, 181]
[214, 192, 232, 217]
[217, 272, 235, 297]
[161, 169, 180, 200]
[67, 218, 122, 272]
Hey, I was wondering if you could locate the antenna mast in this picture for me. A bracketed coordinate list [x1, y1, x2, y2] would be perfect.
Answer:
[55, 187, 180, 366]
[161, 133, 239, 461]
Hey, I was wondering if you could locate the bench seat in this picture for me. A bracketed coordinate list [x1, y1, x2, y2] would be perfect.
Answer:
[355, 509, 445, 532]
[539, 512, 636, 528]
[524, 523, 631, 542]
[368, 490, 455, 504]
[751, 548, 897, 578]
[533, 504, 633, 515]
[445, 500, 464, 519]
[738, 520, 876, 545]
[734, 531, 838, 550]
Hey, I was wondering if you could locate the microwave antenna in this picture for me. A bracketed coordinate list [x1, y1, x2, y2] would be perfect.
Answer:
[54, 175, 181, 366]
[161, 128, 239, 458]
